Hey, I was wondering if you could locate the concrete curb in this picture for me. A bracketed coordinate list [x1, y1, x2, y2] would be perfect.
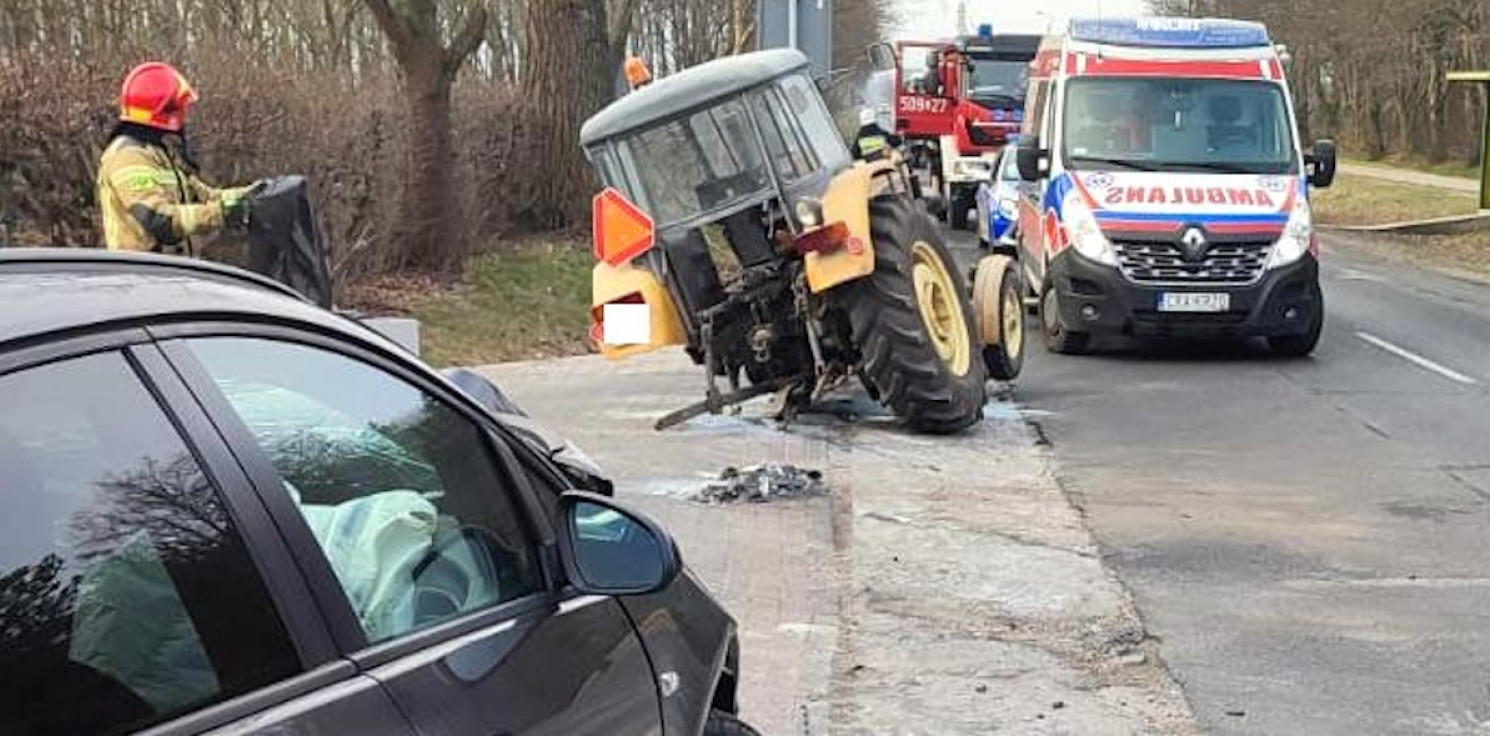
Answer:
[1320, 212, 1490, 236]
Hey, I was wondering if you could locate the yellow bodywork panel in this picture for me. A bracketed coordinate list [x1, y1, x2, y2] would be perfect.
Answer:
[591, 260, 687, 360]
[804, 160, 889, 293]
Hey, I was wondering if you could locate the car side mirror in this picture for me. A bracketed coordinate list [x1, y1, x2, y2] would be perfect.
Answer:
[557, 491, 681, 596]
[1016, 140, 1047, 182]
[1306, 139, 1337, 189]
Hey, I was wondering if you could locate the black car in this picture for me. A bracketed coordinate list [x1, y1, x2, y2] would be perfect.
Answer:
[0, 250, 757, 736]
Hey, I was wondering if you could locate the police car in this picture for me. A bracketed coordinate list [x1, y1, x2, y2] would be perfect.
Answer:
[975, 142, 1023, 254]
[1012, 17, 1337, 356]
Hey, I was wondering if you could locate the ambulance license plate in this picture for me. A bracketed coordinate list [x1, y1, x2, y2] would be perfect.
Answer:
[1158, 292, 1230, 313]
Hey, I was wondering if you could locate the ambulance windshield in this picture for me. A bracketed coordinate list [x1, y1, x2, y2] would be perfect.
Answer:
[1062, 77, 1297, 175]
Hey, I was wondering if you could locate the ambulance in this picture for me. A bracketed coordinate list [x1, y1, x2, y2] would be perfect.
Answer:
[1014, 17, 1336, 356]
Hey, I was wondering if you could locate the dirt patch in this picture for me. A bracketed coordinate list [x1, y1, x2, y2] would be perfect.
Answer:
[1331, 230, 1490, 282]
[1343, 156, 1479, 182]
[342, 272, 458, 315]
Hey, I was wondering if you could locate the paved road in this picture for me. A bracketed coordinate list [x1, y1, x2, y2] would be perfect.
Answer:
[484, 349, 1196, 735]
[1338, 162, 1480, 194]
[951, 230, 1490, 734]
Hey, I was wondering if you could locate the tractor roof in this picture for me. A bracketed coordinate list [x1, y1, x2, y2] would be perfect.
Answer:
[580, 49, 812, 147]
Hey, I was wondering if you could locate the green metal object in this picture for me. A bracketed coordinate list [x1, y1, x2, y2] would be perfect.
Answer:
[1448, 71, 1490, 211]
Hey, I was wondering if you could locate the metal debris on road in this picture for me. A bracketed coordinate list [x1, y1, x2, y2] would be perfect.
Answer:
[693, 463, 826, 504]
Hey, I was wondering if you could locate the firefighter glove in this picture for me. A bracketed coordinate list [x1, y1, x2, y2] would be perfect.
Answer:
[221, 191, 252, 230]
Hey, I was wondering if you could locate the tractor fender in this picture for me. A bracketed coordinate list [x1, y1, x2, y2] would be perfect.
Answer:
[805, 160, 893, 293]
[591, 260, 687, 360]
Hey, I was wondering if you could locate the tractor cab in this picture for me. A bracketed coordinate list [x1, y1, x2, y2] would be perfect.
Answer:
[582, 50, 851, 240]
[580, 51, 862, 367]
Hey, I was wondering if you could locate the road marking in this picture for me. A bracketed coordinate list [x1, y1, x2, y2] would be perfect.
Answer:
[1355, 331, 1480, 386]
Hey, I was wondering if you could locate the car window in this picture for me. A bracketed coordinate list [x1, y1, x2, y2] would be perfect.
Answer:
[1000, 150, 1021, 181]
[779, 74, 851, 171]
[0, 352, 299, 736]
[1026, 79, 1050, 142]
[185, 338, 545, 644]
[756, 87, 817, 181]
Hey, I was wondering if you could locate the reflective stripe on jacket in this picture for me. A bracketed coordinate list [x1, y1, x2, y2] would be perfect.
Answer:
[96, 135, 224, 255]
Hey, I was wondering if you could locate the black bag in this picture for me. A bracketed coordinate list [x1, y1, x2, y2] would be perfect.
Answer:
[246, 176, 334, 308]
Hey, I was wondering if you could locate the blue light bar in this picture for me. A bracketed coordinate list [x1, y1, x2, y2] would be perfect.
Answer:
[977, 23, 993, 37]
[1069, 17, 1271, 48]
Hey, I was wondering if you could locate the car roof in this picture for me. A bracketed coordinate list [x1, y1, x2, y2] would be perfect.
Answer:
[0, 249, 385, 350]
[580, 49, 811, 147]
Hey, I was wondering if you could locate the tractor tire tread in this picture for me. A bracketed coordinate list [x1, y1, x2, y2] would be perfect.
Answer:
[841, 196, 986, 433]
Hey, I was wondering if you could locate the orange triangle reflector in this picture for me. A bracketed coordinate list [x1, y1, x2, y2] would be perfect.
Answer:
[593, 188, 655, 266]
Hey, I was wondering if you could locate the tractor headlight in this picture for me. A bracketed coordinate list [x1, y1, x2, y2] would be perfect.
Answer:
[1063, 190, 1117, 266]
[795, 197, 824, 228]
[1267, 198, 1313, 269]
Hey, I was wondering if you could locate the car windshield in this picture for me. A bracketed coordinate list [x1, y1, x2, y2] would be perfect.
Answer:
[1062, 77, 1298, 175]
[623, 98, 772, 227]
[968, 57, 1029, 105]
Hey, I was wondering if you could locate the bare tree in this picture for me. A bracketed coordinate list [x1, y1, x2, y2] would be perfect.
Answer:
[360, 0, 489, 273]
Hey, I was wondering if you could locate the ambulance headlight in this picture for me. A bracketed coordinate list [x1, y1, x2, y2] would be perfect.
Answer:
[1267, 198, 1314, 269]
[1063, 190, 1117, 266]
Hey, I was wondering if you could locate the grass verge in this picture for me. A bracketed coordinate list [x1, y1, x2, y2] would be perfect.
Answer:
[1311, 173, 1478, 226]
[347, 235, 594, 367]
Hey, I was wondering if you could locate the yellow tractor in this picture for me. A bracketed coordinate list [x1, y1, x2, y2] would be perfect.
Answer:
[581, 50, 1024, 432]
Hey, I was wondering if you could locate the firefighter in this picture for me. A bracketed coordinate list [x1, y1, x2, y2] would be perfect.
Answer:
[97, 62, 257, 255]
[852, 108, 900, 161]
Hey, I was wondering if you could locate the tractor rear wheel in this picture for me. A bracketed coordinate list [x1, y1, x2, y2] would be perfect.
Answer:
[841, 197, 986, 433]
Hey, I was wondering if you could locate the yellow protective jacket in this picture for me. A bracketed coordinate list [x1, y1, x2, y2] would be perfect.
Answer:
[96, 134, 226, 255]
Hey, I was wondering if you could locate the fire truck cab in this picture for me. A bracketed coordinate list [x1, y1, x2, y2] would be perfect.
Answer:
[890, 26, 1041, 230]
[1014, 17, 1337, 357]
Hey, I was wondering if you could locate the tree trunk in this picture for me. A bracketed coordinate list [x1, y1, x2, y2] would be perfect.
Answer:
[401, 55, 461, 272]
[360, 0, 487, 275]
[520, 0, 613, 230]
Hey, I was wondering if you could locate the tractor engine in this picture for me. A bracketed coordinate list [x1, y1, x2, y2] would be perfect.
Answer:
[666, 206, 821, 387]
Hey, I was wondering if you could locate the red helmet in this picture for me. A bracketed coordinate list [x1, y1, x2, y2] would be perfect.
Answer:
[118, 62, 197, 132]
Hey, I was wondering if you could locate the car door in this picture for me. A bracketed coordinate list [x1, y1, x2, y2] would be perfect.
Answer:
[0, 336, 415, 736]
[1018, 77, 1058, 291]
[160, 330, 663, 736]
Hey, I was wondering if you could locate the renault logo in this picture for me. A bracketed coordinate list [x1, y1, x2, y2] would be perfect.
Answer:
[1180, 227, 1209, 262]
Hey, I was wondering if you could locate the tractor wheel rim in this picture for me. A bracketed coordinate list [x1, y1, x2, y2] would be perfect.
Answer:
[1002, 283, 1023, 360]
[910, 241, 972, 376]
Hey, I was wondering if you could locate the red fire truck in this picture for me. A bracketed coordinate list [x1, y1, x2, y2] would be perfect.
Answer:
[889, 27, 1041, 230]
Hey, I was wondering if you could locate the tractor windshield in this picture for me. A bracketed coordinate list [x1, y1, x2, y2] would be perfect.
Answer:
[624, 98, 772, 227]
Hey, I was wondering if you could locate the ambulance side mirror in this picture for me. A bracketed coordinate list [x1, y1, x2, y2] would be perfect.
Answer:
[1306, 139, 1337, 189]
[1016, 139, 1047, 182]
